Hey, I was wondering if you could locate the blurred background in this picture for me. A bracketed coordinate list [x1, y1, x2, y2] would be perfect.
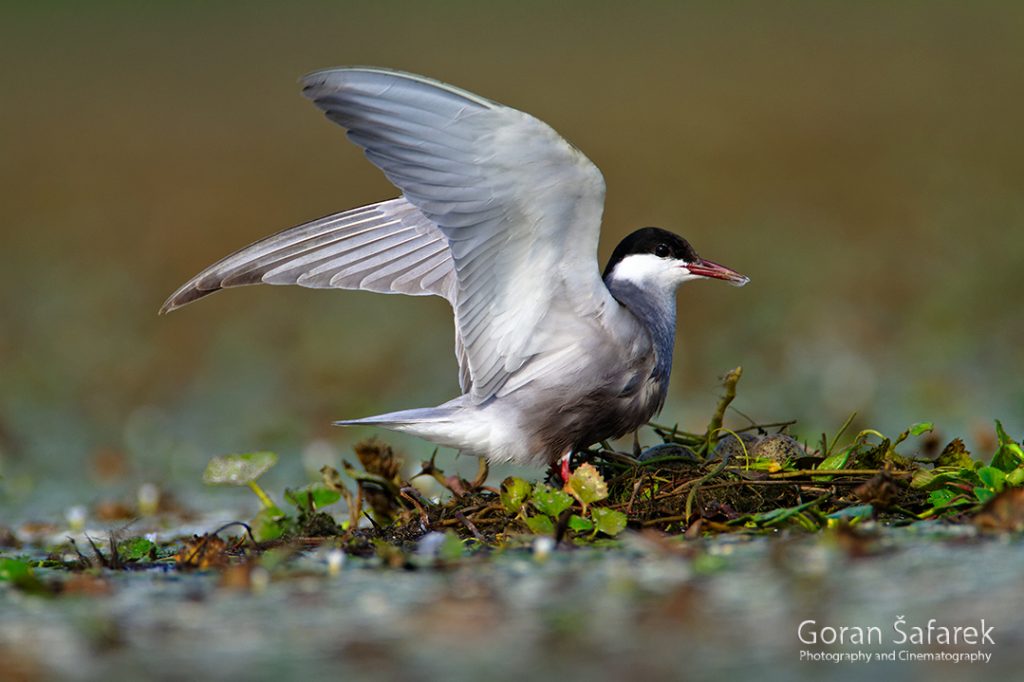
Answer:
[2, 1, 1023, 513]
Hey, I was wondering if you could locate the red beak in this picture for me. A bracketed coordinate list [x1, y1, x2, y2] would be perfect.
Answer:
[685, 259, 750, 287]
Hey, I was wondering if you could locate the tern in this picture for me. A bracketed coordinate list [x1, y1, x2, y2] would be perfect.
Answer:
[161, 67, 749, 472]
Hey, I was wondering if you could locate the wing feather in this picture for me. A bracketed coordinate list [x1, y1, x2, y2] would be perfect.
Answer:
[302, 67, 611, 400]
[159, 197, 456, 313]
[163, 67, 612, 401]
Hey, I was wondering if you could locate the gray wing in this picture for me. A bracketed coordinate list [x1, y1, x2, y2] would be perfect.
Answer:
[303, 67, 612, 402]
[160, 197, 457, 313]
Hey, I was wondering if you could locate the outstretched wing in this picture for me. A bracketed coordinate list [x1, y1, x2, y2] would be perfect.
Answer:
[159, 197, 457, 313]
[302, 67, 611, 401]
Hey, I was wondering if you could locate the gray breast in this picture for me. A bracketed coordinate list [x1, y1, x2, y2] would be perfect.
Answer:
[514, 317, 670, 465]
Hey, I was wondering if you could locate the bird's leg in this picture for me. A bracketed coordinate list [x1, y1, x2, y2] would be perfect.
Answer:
[559, 449, 573, 484]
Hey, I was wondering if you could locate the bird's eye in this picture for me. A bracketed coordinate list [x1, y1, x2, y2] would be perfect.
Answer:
[654, 243, 670, 258]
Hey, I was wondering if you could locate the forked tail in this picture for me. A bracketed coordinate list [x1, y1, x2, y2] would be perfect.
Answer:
[334, 405, 460, 428]
[333, 401, 482, 455]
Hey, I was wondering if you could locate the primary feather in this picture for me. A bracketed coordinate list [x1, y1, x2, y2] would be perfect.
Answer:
[159, 198, 456, 309]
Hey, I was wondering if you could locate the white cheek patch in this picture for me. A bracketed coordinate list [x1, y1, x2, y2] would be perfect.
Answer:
[609, 253, 698, 287]
[609, 253, 670, 285]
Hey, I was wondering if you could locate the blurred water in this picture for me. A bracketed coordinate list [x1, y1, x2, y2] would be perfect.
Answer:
[2, 2, 1023, 509]
[2, 526, 1022, 681]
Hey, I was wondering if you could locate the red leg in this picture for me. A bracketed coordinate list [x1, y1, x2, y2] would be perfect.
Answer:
[559, 450, 572, 483]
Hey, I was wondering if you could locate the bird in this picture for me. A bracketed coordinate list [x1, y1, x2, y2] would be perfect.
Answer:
[161, 66, 749, 474]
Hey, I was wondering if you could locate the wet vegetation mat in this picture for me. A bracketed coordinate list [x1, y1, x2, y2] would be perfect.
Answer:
[3, 368, 1024, 679]
[4, 368, 1024, 585]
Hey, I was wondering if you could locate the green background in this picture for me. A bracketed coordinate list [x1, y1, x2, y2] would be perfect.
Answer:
[2, 2, 1023, 506]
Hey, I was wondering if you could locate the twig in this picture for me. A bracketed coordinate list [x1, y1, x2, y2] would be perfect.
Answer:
[342, 460, 402, 498]
[591, 448, 641, 467]
[706, 367, 742, 450]
[554, 508, 574, 543]
[698, 480, 830, 490]
[68, 538, 92, 567]
[400, 487, 431, 529]
[641, 515, 690, 528]
[734, 420, 798, 434]
[362, 511, 382, 531]
[349, 486, 363, 531]
[647, 426, 705, 447]
[87, 534, 118, 569]
[209, 521, 257, 546]
[470, 457, 489, 490]
[626, 476, 645, 515]
[455, 510, 485, 543]
[635, 454, 704, 468]
[684, 442, 739, 522]
[763, 468, 905, 480]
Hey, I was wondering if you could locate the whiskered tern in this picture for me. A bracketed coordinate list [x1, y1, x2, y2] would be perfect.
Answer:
[161, 67, 749, 471]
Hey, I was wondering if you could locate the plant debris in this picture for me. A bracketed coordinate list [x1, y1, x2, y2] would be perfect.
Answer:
[172, 368, 1024, 553]
[4, 366, 1024, 592]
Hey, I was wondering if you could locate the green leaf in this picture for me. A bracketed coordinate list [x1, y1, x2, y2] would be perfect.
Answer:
[936, 438, 975, 469]
[566, 463, 609, 507]
[928, 489, 958, 507]
[909, 422, 934, 436]
[531, 483, 574, 518]
[1006, 467, 1024, 487]
[742, 456, 789, 473]
[524, 514, 555, 535]
[0, 558, 47, 594]
[568, 514, 594, 532]
[311, 486, 342, 508]
[284, 483, 342, 510]
[990, 420, 1024, 472]
[996, 419, 1016, 445]
[911, 466, 979, 491]
[251, 506, 287, 542]
[977, 466, 1006, 493]
[203, 452, 278, 485]
[850, 436, 891, 469]
[826, 504, 874, 522]
[910, 468, 936, 489]
[0, 558, 33, 582]
[818, 447, 852, 471]
[974, 487, 996, 504]
[117, 537, 157, 562]
[923, 487, 975, 516]
[893, 422, 934, 447]
[745, 506, 794, 524]
[591, 508, 627, 536]
[814, 446, 852, 481]
[500, 477, 532, 514]
[440, 532, 466, 561]
[730, 494, 829, 528]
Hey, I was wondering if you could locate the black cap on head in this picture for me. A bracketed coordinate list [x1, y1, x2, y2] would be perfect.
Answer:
[602, 228, 699, 279]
